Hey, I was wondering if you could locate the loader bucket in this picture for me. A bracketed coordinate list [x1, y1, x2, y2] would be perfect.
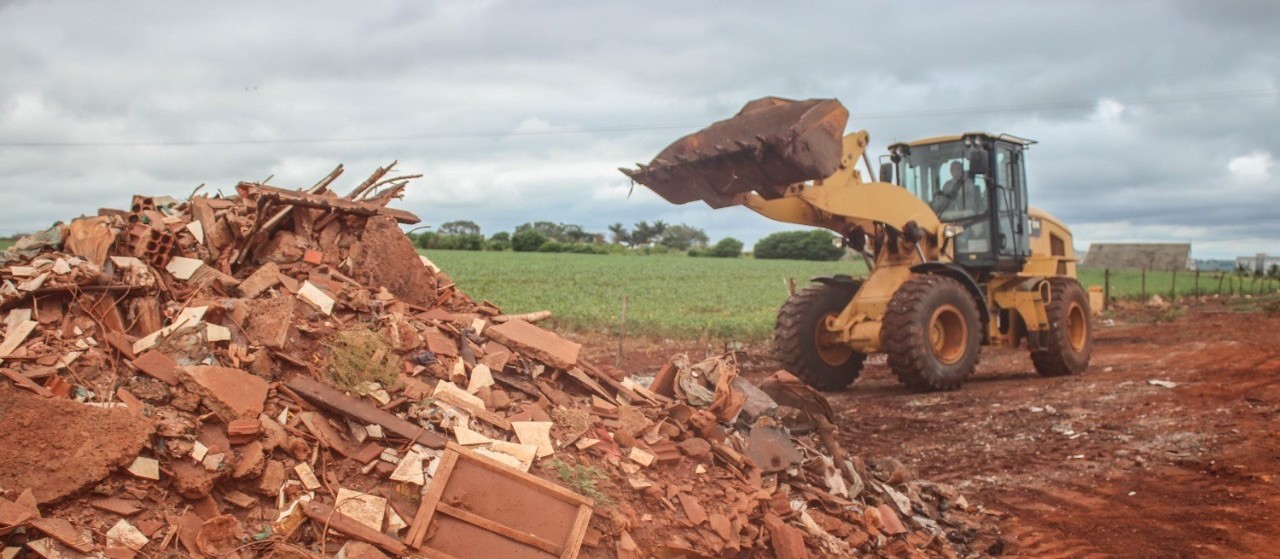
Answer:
[621, 97, 848, 208]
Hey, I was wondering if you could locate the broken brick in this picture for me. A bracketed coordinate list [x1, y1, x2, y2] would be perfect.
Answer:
[171, 460, 222, 499]
[129, 351, 180, 385]
[485, 319, 581, 370]
[174, 365, 268, 421]
[257, 460, 287, 497]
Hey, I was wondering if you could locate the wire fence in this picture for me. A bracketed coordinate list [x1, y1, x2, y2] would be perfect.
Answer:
[1079, 267, 1280, 308]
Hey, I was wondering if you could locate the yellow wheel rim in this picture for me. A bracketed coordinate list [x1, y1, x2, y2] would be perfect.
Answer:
[814, 313, 853, 366]
[1067, 302, 1087, 352]
[929, 304, 967, 365]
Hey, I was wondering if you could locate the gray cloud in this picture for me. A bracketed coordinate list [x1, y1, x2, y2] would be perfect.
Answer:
[1, 0, 1277, 258]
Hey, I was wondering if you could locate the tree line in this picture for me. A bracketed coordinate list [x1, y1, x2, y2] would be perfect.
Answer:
[411, 220, 847, 261]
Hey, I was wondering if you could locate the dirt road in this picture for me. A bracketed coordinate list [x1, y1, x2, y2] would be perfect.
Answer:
[827, 304, 1280, 558]
[584, 302, 1280, 558]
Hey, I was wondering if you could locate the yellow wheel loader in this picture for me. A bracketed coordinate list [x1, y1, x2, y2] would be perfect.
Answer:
[622, 97, 1093, 391]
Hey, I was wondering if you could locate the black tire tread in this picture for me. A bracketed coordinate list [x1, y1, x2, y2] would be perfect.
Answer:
[774, 284, 866, 391]
[1031, 278, 1092, 377]
[882, 275, 981, 391]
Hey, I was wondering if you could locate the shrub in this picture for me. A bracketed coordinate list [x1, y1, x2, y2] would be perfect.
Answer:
[754, 230, 843, 261]
[708, 237, 743, 258]
[512, 229, 548, 252]
[538, 241, 567, 253]
[485, 231, 511, 251]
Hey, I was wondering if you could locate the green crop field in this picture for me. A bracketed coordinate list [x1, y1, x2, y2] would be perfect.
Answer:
[426, 250, 868, 340]
[427, 250, 1280, 341]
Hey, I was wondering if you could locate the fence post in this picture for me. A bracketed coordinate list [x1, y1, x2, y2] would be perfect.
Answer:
[1141, 266, 1147, 300]
[1194, 270, 1200, 297]
[1217, 273, 1225, 296]
[1171, 269, 1178, 300]
[1103, 268, 1111, 310]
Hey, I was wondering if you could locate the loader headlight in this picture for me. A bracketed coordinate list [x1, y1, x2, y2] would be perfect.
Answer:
[943, 224, 965, 238]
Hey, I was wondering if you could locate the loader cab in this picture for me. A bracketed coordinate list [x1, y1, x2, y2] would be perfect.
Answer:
[884, 134, 1033, 273]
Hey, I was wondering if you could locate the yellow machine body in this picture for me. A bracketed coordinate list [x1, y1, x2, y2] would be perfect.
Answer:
[731, 133, 1079, 354]
[623, 96, 1092, 390]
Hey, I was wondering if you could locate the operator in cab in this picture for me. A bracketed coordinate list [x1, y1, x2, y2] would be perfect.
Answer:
[931, 161, 982, 216]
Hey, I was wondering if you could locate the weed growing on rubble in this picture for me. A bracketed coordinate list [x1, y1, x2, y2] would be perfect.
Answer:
[548, 459, 612, 505]
[323, 326, 400, 391]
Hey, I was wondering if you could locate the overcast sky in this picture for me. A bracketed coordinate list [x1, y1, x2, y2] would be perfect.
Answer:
[1, 0, 1277, 258]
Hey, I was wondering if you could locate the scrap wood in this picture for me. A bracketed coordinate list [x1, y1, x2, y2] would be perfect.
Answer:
[433, 389, 512, 431]
[581, 359, 668, 406]
[286, 376, 446, 448]
[230, 165, 343, 264]
[237, 182, 420, 224]
[302, 500, 409, 557]
[491, 310, 552, 324]
[405, 443, 592, 557]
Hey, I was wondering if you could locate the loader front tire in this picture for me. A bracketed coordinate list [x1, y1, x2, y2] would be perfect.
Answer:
[883, 275, 981, 391]
[774, 283, 866, 391]
[1031, 278, 1092, 376]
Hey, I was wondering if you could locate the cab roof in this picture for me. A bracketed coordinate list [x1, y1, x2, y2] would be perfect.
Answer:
[898, 133, 1037, 148]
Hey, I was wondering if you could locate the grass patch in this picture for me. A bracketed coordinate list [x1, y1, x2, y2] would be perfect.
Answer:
[547, 459, 611, 505]
[323, 326, 400, 391]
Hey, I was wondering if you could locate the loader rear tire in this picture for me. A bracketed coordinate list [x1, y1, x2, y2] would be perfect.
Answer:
[1031, 278, 1092, 376]
[774, 283, 866, 391]
[883, 275, 981, 392]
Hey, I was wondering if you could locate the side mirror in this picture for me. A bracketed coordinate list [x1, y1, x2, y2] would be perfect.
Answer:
[967, 149, 990, 176]
[879, 162, 894, 183]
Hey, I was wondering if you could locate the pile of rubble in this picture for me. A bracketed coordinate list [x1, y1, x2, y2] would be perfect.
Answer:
[0, 164, 991, 558]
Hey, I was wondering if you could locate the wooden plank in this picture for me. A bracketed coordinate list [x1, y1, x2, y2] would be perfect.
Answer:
[451, 444, 592, 507]
[561, 504, 592, 559]
[286, 376, 445, 448]
[406, 449, 459, 548]
[433, 390, 512, 432]
[436, 502, 562, 556]
[301, 500, 409, 557]
[407, 444, 595, 559]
